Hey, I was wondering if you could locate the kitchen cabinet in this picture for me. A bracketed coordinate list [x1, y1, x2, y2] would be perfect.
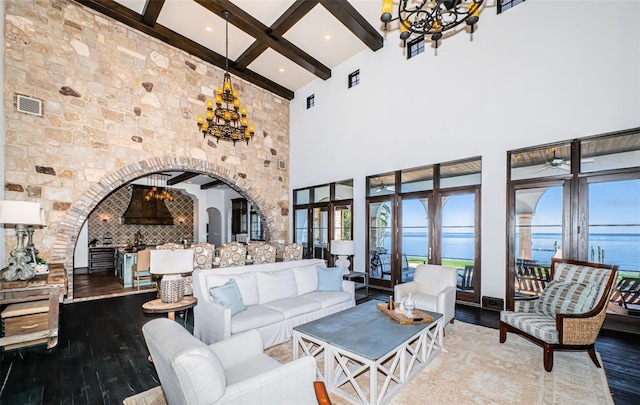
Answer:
[88, 247, 116, 273]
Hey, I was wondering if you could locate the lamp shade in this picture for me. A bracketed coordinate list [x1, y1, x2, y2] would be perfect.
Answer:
[331, 240, 355, 256]
[0, 201, 46, 226]
[150, 249, 194, 275]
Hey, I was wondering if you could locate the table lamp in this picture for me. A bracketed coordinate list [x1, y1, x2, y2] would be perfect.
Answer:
[150, 249, 194, 303]
[0, 200, 46, 281]
[331, 240, 355, 275]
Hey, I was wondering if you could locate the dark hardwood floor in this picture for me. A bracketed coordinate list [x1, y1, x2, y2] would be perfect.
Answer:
[1, 286, 638, 404]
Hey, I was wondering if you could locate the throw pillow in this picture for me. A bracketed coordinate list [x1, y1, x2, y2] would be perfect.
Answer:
[316, 266, 343, 292]
[209, 278, 246, 316]
[534, 280, 599, 317]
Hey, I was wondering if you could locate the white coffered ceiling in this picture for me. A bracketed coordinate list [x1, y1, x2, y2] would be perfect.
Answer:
[80, 0, 387, 100]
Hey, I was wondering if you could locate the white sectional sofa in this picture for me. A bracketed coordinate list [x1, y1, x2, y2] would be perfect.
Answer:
[192, 258, 356, 348]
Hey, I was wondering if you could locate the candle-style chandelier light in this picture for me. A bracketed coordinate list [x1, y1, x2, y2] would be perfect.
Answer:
[145, 173, 173, 202]
[197, 11, 254, 145]
[381, 0, 483, 48]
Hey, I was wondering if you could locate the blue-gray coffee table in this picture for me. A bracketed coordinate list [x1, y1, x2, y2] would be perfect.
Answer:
[293, 301, 444, 405]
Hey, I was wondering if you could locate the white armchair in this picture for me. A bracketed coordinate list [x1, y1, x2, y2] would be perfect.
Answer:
[394, 264, 458, 326]
[143, 318, 317, 405]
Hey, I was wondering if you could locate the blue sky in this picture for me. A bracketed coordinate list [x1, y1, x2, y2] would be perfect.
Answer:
[533, 180, 640, 234]
[400, 180, 639, 234]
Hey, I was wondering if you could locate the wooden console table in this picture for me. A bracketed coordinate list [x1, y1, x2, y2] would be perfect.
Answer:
[0, 263, 66, 349]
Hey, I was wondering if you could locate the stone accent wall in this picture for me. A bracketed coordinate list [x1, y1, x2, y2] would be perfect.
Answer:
[2, 0, 290, 300]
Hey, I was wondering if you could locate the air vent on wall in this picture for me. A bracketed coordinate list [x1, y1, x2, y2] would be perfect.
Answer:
[15, 94, 43, 116]
[278, 160, 286, 170]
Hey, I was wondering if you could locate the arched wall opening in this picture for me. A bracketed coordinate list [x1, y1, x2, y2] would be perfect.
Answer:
[52, 156, 283, 302]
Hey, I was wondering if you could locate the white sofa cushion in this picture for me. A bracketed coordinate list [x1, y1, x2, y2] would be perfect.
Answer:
[302, 290, 353, 308]
[206, 272, 259, 306]
[231, 305, 284, 334]
[294, 266, 318, 295]
[263, 296, 322, 318]
[256, 269, 298, 304]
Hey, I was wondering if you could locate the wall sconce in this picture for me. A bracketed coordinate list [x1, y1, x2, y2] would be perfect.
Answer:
[99, 214, 110, 223]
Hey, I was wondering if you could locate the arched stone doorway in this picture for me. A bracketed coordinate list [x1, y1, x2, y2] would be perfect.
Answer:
[51, 156, 282, 302]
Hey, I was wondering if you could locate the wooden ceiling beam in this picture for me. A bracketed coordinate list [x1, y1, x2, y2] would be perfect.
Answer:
[236, 0, 319, 69]
[141, 0, 165, 27]
[201, 180, 224, 190]
[166, 172, 199, 186]
[319, 0, 384, 51]
[72, 0, 294, 99]
[194, 0, 331, 81]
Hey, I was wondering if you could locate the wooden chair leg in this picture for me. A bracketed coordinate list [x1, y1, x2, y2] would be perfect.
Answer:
[543, 344, 554, 372]
[499, 322, 507, 343]
[587, 346, 601, 368]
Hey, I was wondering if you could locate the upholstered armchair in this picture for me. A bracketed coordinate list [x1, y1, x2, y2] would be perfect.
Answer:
[394, 264, 458, 326]
[246, 241, 265, 257]
[192, 242, 215, 269]
[283, 243, 303, 261]
[253, 244, 276, 264]
[500, 258, 618, 372]
[218, 243, 246, 267]
[143, 318, 317, 405]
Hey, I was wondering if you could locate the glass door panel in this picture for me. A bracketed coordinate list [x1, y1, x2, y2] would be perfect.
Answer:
[312, 207, 329, 260]
[514, 186, 563, 297]
[294, 208, 309, 258]
[441, 193, 476, 295]
[368, 200, 393, 287]
[587, 180, 640, 276]
[333, 203, 352, 241]
[400, 198, 429, 283]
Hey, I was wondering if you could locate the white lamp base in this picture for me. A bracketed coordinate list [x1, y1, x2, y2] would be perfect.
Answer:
[335, 255, 351, 275]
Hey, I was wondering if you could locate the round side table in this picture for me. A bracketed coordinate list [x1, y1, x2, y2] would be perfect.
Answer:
[142, 296, 197, 321]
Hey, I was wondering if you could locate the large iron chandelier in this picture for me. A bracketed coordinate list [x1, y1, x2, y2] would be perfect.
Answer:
[381, 0, 483, 48]
[145, 173, 174, 202]
[197, 11, 254, 145]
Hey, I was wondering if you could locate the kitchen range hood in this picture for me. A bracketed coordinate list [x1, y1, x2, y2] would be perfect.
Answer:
[121, 185, 174, 225]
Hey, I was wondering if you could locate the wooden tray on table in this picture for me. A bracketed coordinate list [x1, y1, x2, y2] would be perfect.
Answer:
[376, 303, 434, 324]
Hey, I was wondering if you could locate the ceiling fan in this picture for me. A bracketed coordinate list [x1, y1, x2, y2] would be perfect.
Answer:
[532, 150, 594, 173]
[375, 181, 395, 192]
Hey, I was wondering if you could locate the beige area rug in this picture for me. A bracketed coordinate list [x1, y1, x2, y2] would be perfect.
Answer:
[124, 321, 613, 405]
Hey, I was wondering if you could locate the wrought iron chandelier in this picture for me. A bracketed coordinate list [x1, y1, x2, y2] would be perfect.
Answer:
[145, 173, 174, 202]
[381, 0, 483, 48]
[197, 11, 254, 145]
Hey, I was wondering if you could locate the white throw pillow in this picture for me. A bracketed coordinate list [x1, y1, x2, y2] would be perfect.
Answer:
[256, 269, 298, 304]
[294, 266, 318, 295]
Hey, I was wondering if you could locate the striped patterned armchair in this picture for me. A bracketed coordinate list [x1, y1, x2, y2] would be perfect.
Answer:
[500, 258, 618, 372]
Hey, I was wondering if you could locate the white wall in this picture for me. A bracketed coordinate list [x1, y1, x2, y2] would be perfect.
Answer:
[73, 221, 88, 268]
[290, 1, 640, 300]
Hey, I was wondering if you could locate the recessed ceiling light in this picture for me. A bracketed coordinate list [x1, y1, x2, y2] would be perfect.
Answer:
[324, 33, 332, 40]
[279, 67, 285, 73]
[205, 25, 213, 32]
